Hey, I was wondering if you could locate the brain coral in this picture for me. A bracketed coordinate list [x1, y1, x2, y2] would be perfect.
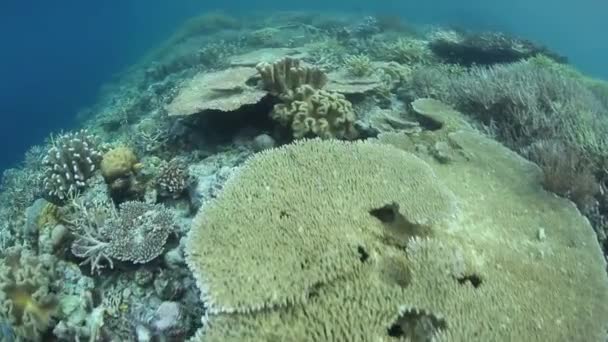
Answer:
[186, 135, 608, 341]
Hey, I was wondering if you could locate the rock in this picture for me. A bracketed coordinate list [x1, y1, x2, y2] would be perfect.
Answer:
[50, 224, 69, 249]
[252, 134, 276, 152]
[151, 301, 181, 333]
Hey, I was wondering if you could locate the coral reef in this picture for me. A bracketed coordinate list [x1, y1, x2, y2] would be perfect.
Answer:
[42, 129, 103, 204]
[3, 10, 608, 341]
[381, 38, 433, 65]
[186, 139, 457, 313]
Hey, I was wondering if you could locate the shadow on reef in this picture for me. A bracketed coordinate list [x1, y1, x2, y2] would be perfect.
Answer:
[429, 31, 568, 66]
[170, 94, 279, 150]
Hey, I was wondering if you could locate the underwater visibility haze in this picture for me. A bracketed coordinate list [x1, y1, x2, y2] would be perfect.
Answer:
[1, 1, 608, 341]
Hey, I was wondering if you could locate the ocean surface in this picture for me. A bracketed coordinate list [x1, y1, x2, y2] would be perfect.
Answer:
[0, 0, 607, 172]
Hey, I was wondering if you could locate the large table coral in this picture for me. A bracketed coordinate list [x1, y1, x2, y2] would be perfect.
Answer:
[186, 131, 608, 340]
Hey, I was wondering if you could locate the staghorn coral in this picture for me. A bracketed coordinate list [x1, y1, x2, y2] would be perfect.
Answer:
[256, 57, 327, 97]
[187, 136, 608, 341]
[71, 200, 175, 274]
[42, 129, 103, 204]
[272, 85, 358, 139]
[0, 247, 58, 340]
[156, 160, 190, 199]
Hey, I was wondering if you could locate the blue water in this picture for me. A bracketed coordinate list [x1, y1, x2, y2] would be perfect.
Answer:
[1, 0, 606, 172]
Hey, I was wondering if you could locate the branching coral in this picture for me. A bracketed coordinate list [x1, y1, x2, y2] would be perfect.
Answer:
[71, 200, 175, 274]
[381, 38, 433, 65]
[42, 129, 103, 204]
[343, 54, 373, 77]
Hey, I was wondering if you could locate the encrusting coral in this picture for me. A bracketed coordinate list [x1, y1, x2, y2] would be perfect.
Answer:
[42, 129, 103, 204]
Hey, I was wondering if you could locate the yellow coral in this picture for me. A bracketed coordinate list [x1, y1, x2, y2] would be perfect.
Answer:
[100, 146, 139, 181]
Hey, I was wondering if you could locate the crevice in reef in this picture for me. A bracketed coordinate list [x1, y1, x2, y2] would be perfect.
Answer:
[357, 245, 370, 263]
[369, 202, 432, 246]
[455, 273, 483, 288]
[387, 308, 447, 341]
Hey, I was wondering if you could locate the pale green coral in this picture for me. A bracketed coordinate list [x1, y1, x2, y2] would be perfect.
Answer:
[186, 139, 457, 315]
[272, 85, 358, 139]
[343, 54, 373, 77]
[187, 134, 608, 341]
[381, 38, 433, 65]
